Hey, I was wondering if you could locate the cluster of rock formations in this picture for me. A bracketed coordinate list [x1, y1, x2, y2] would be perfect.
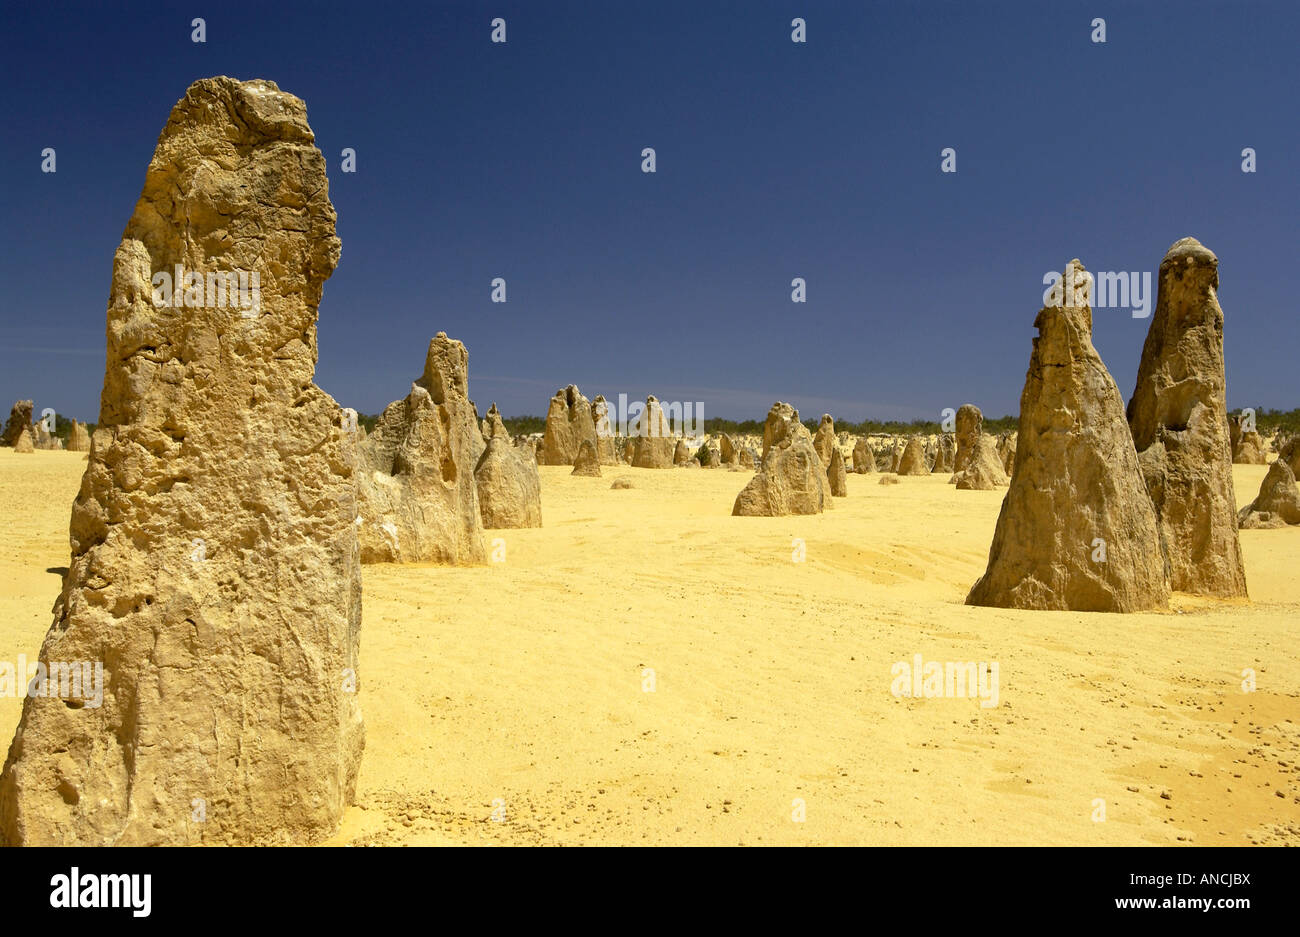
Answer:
[354, 333, 487, 565]
[732, 403, 832, 516]
[2, 71, 1294, 856]
[969, 239, 1271, 611]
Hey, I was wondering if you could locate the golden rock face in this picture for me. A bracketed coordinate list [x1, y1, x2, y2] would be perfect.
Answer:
[0, 77, 362, 846]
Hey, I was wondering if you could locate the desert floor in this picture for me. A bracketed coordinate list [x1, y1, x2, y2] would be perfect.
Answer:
[2, 450, 1297, 845]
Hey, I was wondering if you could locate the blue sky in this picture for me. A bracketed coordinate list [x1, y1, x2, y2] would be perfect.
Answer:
[2, 0, 1296, 423]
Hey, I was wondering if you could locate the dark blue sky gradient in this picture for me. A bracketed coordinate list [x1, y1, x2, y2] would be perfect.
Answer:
[2, 0, 1296, 423]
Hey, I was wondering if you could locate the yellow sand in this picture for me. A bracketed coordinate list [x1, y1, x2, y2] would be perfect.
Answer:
[2, 450, 1296, 845]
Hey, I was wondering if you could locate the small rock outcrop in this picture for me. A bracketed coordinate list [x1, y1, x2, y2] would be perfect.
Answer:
[591, 395, 619, 464]
[952, 436, 1008, 490]
[13, 427, 34, 453]
[572, 438, 602, 476]
[629, 395, 676, 468]
[996, 432, 1017, 475]
[897, 435, 929, 475]
[967, 260, 1169, 612]
[475, 436, 542, 528]
[543, 385, 597, 466]
[2, 400, 32, 447]
[931, 434, 955, 474]
[812, 415, 835, 465]
[951, 404, 983, 477]
[828, 447, 848, 496]
[356, 333, 487, 565]
[852, 437, 876, 474]
[67, 420, 91, 452]
[733, 403, 830, 516]
[1126, 238, 1247, 597]
[1237, 459, 1300, 529]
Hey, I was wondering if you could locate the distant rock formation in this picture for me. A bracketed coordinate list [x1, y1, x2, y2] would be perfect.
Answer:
[67, 420, 91, 452]
[996, 432, 1017, 475]
[572, 438, 602, 476]
[12, 427, 34, 453]
[1237, 459, 1300, 529]
[1228, 414, 1267, 464]
[611, 476, 634, 489]
[812, 415, 835, 465]
[951, 404, 982, 477]
[733, 402, 830, 516]
[475, 436, 542, 528]
[543, 385, 597, 465]
[953, 435, 1009, 490]
[852, 437, 876, 474]
[827, 447, 848, 496]
[356, 332, 487, 565]
[1279, 435, 1300, 476]
[0, 78, 362, 845]
[720, 434, 740, 465]
[591, 395, 619, 464]
[629, 395, 676, 468]
[931, 433, 955, 474]
[1127, 238, 1247, 597]
[674, 438, 691, 466]
[33, 422, 61, 450]
[2, 400, 32, 447]
[878, 474, 899, 485]
[897, 435, 929, 475]
[968, 260, 1169, 612]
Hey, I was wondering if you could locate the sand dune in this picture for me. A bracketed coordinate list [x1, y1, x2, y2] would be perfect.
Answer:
[2, 450, 1296, 845]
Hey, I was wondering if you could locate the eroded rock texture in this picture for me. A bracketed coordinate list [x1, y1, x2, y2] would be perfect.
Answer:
[543, 385, 597, 466]
[897, 435, 929, 475]
[852, 437, 876, 474]
[827, 447, 848, 496]
[67, 421, 91, 452]
[967, 261, 1169, 612]
[733, 403, 830, 516]
[355, 333, 486, 565]
[2, 400, 32, 447]
[1237, 459, 1300, 529]
[629, 396, 675, 469]
[0, 78, 362, 845]
[1126, 238, 1247, 597]
[931, 434, 955, 474]
[813, 415, 835, 466]
[951, 404, 982, 477]
[572, 438, 602, 476]
[475, 436, 542, 528]
[953, 435, 1009, 491]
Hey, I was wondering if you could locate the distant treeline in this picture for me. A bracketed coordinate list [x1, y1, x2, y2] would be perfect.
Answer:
[351, 406, 1300, 441]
